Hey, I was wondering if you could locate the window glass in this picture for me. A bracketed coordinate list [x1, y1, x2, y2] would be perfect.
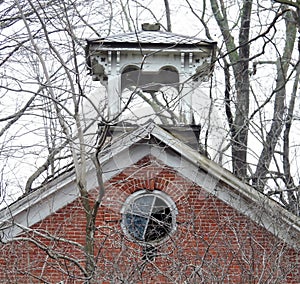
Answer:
[121, 190, 177, 243]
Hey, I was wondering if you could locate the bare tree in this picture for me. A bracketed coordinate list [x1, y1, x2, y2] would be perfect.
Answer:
[128, 0, 300, 213]
[0, 0, 299, 282]
[0, 0, 118, 280]
[174, 0, 299, 213]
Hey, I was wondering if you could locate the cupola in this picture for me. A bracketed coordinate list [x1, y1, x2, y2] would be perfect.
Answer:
[86, 23, 217, 126]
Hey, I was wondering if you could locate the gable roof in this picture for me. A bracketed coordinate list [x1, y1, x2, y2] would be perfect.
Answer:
[0, 121, 299, 248]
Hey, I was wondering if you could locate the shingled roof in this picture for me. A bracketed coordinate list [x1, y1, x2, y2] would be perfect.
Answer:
[87, 23, 216, 49]
[89, 31, 214, 45]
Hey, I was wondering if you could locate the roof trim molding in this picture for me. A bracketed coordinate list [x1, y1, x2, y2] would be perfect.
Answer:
[0, 122, 299, 248]
[149, 123, 300, 246]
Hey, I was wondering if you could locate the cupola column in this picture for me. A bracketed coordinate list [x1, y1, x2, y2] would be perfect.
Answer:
[86, 23, 216, 124]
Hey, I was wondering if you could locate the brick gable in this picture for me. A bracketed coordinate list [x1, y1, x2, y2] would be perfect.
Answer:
[0, 155, 299, 283]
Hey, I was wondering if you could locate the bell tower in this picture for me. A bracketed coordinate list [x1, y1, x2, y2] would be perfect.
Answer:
[86, 23, 216, 126]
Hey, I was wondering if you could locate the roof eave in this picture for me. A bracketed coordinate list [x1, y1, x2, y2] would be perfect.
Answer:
[0, 122, 299, 248]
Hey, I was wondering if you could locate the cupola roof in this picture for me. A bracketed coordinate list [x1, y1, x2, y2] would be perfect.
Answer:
[87, 23, 216, 49]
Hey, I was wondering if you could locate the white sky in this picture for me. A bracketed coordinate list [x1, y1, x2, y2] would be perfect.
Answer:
[0, 0, 299, 207]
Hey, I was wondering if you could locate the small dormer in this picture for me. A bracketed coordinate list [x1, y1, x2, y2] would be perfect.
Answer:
[86, 23, 216, 125]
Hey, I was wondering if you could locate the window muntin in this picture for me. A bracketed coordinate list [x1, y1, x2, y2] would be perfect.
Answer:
[121, 190, 177, 243]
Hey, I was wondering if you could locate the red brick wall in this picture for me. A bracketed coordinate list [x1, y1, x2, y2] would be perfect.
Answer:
[0, 155, 299, 283]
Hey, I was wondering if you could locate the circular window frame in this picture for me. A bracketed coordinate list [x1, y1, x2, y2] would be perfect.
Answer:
[120, 190, 178, 244]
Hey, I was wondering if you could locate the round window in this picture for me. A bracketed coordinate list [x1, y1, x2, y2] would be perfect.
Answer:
[121, 190, 177, 243]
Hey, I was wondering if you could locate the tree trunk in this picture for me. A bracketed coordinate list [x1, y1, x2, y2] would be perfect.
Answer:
[253, 9, 297, 191]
